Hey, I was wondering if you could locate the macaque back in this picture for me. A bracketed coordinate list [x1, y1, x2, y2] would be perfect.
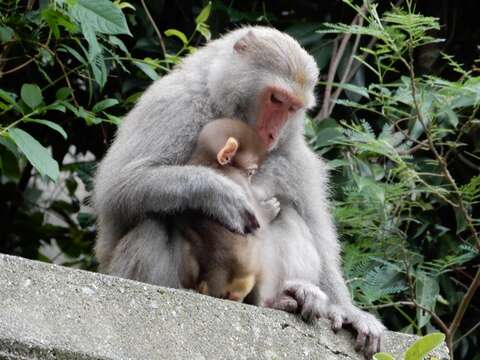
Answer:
[177, 118, 273, 302]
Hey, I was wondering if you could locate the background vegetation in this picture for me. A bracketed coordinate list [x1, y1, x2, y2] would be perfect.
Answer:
[0, 1, 478, 359]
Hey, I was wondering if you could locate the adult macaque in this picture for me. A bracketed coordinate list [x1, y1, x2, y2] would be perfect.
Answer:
[177, 118, 280, 302]
[94, 26, 385, 357]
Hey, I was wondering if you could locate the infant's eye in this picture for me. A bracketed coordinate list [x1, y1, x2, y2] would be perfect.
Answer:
[247, 167, 257, 177]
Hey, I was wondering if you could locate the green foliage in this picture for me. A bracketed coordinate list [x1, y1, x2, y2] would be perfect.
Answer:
[374, 332, 445, 360]
[309, 1, 479, 357]
[404, 333, 445, 360]
[374, 353, 395, 360]
[0, 1, 478, 359]
[0, 0, 212, 269]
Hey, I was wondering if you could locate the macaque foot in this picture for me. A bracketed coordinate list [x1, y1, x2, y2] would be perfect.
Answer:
[326, 304, 385, 359]
[267, 280, 329, 323]
[260, 197, 281, 223]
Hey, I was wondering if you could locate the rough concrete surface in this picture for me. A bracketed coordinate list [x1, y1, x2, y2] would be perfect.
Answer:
[0, 253, 449, 360]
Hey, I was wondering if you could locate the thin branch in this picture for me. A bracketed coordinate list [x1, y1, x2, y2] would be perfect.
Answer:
[318, 0, 405, 120]
[318, 32, 353, 120]
[55, 54, 79, 107]
[365, 301, 449, 335]
[456, 152, 480, 171]
[454, 320, 480, 346]
[318, 38, 340, 120]
[140, 0, 167, 57]
[328, 8, 366, 115]
[448, 267, 480, 349]
[0, 57, 35, 76]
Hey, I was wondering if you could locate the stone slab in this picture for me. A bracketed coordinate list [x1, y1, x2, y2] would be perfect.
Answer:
[0, 254, 449, 359]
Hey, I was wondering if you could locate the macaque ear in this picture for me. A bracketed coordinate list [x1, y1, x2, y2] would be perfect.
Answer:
[217, 137, 239, 166]
[233, 30, 257, 53]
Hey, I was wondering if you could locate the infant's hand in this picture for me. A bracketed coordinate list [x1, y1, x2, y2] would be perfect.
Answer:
[260, 197, 281, 223]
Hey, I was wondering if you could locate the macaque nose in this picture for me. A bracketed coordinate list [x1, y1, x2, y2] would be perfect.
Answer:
[268, 87, 303, 113]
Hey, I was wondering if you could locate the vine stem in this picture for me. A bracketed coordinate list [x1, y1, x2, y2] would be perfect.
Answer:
[140, 0, 167, 58]
[0, 57, 35, 76]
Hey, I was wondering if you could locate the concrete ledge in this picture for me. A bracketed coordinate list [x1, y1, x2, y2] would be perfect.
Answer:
[0, 254, 449, 359]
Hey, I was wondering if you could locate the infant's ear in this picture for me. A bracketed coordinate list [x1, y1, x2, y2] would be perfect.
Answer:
[233, 30, 257, 53]
[217, 137, 239, 166]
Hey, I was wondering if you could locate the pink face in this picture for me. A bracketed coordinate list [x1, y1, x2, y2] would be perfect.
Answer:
[255, 85, 304, 150]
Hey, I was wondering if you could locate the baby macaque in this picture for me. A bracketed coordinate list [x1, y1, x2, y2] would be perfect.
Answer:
[176, 118, 279, 303]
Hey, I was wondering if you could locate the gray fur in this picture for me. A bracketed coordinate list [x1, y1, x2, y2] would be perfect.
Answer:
[93, 26, 384, 357]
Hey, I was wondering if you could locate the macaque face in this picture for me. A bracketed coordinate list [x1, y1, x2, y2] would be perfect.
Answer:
[255, 84, 305, 150]
[197, 275, 256, 302]
[227, 29, 319, 151]
[223, 275, 256, 301]
[217, 136, 263, 179]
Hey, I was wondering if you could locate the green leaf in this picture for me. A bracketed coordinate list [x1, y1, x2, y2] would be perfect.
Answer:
[0, 26, 14, 43]
[56, 87, 73, 100]
[197, 24, 211, 41]
[331, 82, 370, 99]
[404, 333, 446, 360]
[104, 113, 122, 125]
[0, 142, 20, 178]
[165, 29, 188, 45]
[0, 89, 17, 108]
[109, 35, 129, 53]
[133, 60, 159, 80]
[415, 271, 439, 328]
[41, 7, 77, 39]
[69, 0, 131, 35]
[92, 98, 119, 112]
[91, 53, 108, 88]
[372, 353, 395, 360]
[8, 128, 59, 182]
[0, 135, 19, 156]
[45, 102, 66, 113]
[26, 119, 68, 139]
[59, 44, 87, 64]
[83, 24, 102, 60]
[454, 206, 468, 234]
[78, 211, 96, 228]
[195, 2, 211, 25]
[21, 84, 43, 109]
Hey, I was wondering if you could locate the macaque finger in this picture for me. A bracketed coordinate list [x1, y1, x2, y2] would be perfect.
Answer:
[365, 334, 380, 359]
[355, 331, 367, 353]
[272, 295, 298, 313]
[331, 314, 343, 333]
[243, 210, 260, 234]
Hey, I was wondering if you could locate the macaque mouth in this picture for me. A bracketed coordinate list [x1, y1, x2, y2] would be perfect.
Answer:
[256, 86, 304, 150]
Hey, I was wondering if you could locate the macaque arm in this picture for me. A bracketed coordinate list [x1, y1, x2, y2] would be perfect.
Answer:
[94, 158, 259, 236]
